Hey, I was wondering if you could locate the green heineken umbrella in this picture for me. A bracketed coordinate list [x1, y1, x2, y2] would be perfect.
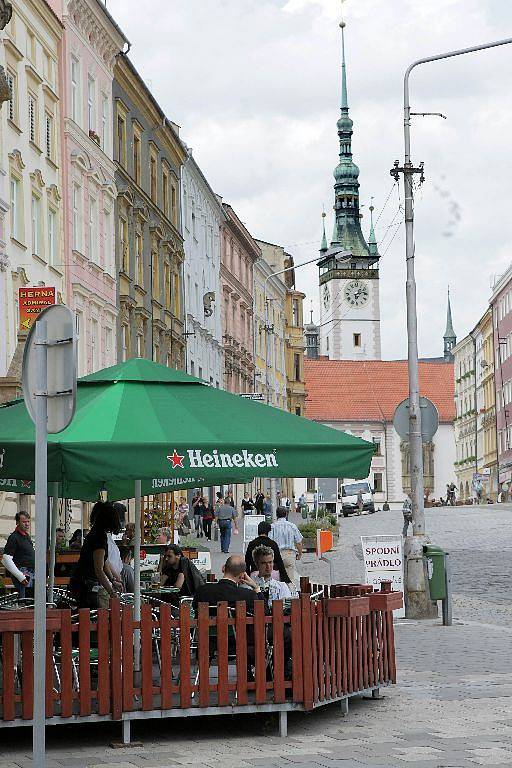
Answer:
[0, 357, 373, 496]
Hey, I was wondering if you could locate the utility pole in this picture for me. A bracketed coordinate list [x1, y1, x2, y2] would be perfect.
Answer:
[391, 35, 512, 619]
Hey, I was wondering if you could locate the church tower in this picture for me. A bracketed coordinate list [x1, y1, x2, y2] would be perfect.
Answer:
[318, 22, 381, 361]
[443, 288, 456, 361]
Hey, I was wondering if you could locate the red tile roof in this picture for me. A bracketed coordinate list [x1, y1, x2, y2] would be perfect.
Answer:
[305, 359, 455, 423]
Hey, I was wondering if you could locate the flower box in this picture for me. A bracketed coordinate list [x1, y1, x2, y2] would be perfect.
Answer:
[369, 591, 403, 611]
[324, 596, 370, 617]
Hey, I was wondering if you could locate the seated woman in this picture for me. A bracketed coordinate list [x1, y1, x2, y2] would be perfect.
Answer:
[161, 544, 205, 597]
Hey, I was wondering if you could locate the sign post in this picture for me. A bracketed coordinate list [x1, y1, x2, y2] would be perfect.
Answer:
[22, 305, 76, 768]
[361, 535, 405, 618]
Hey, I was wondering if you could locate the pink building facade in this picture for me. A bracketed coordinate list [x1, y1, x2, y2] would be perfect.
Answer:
[49, 0, 127, 375]
[491, 265, 512, 491]
[220, 202, 260, 393]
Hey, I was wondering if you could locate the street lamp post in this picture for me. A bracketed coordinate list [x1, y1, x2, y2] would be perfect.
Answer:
[391, 35, 512, 618]
[263, 254, 320, 518]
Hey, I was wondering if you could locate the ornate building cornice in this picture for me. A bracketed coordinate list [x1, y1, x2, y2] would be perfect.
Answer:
[67, 0, 121, 71]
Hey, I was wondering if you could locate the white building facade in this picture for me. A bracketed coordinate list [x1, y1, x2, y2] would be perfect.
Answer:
[182, 152, 224, 386]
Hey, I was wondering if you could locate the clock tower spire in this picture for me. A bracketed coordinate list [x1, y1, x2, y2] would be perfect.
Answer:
[318, 19, 381, 361]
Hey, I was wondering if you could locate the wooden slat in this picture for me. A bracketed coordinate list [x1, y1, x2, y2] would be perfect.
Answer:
[386, 611, 397, 682]
[216, 602, 229, 706]
[97, 608, 110, 716]
[357, 616, 364, 691]
[347, 617, 354, 693]
[371, 611, 379, 686]
[21, 631, 34, 720]
[2, 633, 15, 720]
[253, 599, 266, 705]
[178, 603, 192, 709]
[121, 606, 134, 711]
[235, 602, 248, 706]
[323, 605, 331, 700]
[341, 617, 348, 694]
[110, 601, 122, 720]
[381, 609, 389, 683]
[78, 609, 91, 716]
[300, 594, 314, 709]
[376, 610, 384, 684]
[159, 604, 172, 709]
[290, 598, 303, 704]
[45, 631, 54, 718]
[366, 613, 374, 690]
[311, 602, 319, 702]
[329, 615, 336, 698]
[271, 600, 285, 704]
[362, 615, 369, 690]
[197, 602, 210, 708]
[140, 605, 153, 711]
[335, 617, 342, 697]
[59, 610, 73, 718]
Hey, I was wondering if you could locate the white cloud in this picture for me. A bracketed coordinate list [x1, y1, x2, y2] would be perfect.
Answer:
[108, 0, 512, 358]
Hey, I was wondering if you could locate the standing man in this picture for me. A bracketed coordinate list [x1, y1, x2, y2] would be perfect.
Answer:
[402, 495, 413, 538]
[269, 506, 303, 587]
[241, 492, 255, 516]
[254, 488, 265, 515]
[356, 488, 364, 516]
[263, 494, 272, 521]
[2, 512, 35, 598]
[214, 497, 238, 554]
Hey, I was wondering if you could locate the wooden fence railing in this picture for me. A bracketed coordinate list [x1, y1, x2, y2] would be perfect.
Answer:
[0, 585, 401, 724]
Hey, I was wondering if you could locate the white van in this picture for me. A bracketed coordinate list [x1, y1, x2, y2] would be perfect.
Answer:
[340, 481, 375, 517]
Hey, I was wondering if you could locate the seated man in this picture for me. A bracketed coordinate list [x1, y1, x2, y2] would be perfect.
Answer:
[251, 545, 293, 606]
[119, 545, 134, 593]
[193, 555, 264, 613]
[245, 521, 290, 584]
[162, 544, 205, 597]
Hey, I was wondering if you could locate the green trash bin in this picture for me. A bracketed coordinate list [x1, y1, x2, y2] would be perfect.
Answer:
[423, 544, 446, 600]
[301, 504, 309, 519]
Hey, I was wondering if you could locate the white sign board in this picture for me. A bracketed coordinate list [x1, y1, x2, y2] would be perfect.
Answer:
[243, 514, 266, 550]
[192, 551, 212, 573]
[361, 535, 405, 618]
[139, 553, 161, 572]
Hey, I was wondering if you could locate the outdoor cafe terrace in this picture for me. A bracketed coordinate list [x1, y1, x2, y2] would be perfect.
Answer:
[0, 578, 400, 741]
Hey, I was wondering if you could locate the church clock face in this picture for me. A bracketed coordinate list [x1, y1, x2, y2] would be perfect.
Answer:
[322, 283, 330, 309]
[344, 279, 369, 308]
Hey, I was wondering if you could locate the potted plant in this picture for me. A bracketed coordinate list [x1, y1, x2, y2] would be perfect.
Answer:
[298, 516, 338, 552]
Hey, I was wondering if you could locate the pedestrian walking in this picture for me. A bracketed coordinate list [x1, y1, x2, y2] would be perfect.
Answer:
[269, 506, 303, 588]
[224, 489, 235, 507]
[214, 497, 238, 553]
[356, 489, 364, 515]
[254, 489, 265, 514]
[192, 492, 203, 538]
[402, 495, 413, 537]
[1, 511, 35, 598]
[263, 494, 272, 521]
[446, 483, 456, 506]
[241, 492, 255, 515]
[199, 496, 214, 541]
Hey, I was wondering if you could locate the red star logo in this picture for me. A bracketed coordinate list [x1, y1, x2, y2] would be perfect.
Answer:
[21, 480, 31, 488]
[167, 449, 184, 469]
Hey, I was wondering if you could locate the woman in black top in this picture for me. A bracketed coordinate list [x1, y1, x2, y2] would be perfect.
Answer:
[70, 502, 121, 608]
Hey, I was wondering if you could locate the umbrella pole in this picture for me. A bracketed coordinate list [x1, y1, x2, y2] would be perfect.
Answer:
[48, 482, 59, 603]
[134, 479, 141, 672]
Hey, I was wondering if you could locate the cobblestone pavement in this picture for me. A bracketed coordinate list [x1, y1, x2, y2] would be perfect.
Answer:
[1, 504, 511, 767]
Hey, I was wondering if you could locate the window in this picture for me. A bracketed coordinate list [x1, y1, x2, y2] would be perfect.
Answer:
[76, 311, 85, 375]
[306, 478, 316, 493]
[162, 168, 169, 217]
[372, 437, 382, 456]
[45, 112, 54, 160]
[71, 57, 79, 123]
[27, 31, 35, 63]
[91, 318, 99, 371]
[101, 94, 108, 150]
[28, 93, 37, 143]
[116, 112, 126, 165]
[6, 69, 16, 122]
[88, 196, 97, 263]
[10, 176, 21, 241]
[121, 325, 128, 362]
[373, 473, 383, 493]
[87, 75, 95, 132]
[133, 132, 141, 185]
[326, 336, 329, 351]
[173, 271, 181, 318]
[295, 406, 301, 416]
[135, 232, 143, 285]
[105, 327, 113, 366]
[47, 208, 57, 267]
[198, 367, 203, 381]
[150, 151, 157, 202]
[190, 361, 195, 377]
[44, 53, 54, 87]
[292, 298, 299, 327]
[137, 332, 144, 358]
[104, 208, 112, 274]
[120, 216, 129, 273]
[152, 250, 159, 296]
[164, 263, 171, 309]
[353, 333, 361, 347]
[171, 180, 177, 226]
[294, 353, 301, 382]
[31, 194, 41, 257]
[72, 183, 82, 251]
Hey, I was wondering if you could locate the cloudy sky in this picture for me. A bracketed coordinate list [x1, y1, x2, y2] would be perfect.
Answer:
[108, 0, 512, 360]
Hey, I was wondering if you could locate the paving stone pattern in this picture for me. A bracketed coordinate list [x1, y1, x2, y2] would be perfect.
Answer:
[1, 504, 511, 767]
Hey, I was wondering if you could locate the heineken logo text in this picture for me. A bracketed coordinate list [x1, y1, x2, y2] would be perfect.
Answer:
[167, 449, 278, 470]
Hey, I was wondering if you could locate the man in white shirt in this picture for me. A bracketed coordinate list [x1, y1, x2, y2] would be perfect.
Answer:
[251, 545, 293, 605]
[269, 507, 303, 588]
